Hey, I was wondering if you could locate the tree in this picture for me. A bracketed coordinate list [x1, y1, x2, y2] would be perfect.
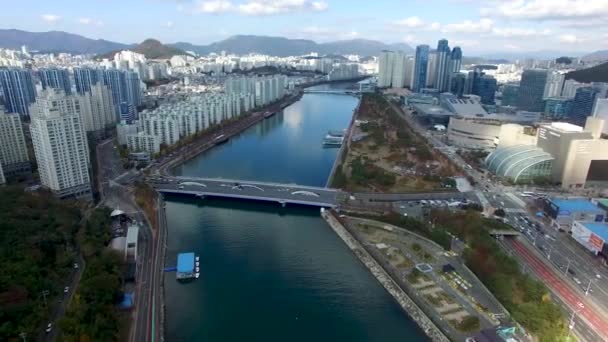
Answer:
[555, 56, 572, 65]
[494, 208, 506, 217]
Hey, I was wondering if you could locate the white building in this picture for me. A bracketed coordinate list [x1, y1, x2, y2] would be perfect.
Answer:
[0, 109, 30, 176]
[29, 89, 91, 199]
[79, 84, 116, 133]
[593, 98, 608, 134]
[562, 79, 586, 99]
[378, 51, 394, 88]
[117, 121, 138, 145]
[543, 71, 565, 99]
[0, 163, 5, 185]
[127, 132, 160, 154]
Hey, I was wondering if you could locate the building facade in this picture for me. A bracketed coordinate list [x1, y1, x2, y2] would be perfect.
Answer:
[0, 110, 29, 176]
[0, 68, 36, 117]
[38, 68, 72, 95]
[412, 45, 429, 92]
[517, 69, 548, 112]
[29, 89, 91, 199]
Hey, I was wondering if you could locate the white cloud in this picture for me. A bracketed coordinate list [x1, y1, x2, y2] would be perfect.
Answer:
[441, 18, 493, 33]
[429, 22, 441, 31]
[394, 16, 426, 29]
[78, 17, 104, 26]
[196, 0, 327, 15]
[311, 1, 328, 11]
[488, 0, 608, 21]
[198, 0, 234, 14]
[403, 34, 416, 44]
[491, 27, 551, 37]
[41, 14, 61, 23]
[164, 21, 175, 28]
[559, 34, 582, 43]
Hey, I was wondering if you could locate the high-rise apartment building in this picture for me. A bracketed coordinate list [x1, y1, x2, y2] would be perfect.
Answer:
[29, 89, 91, 199]
[476, 75, 498, 105]
[517, 69, 548, 112]
[425, 51, 437, 88]
[378, 50, 394, 88]
[74, 67, 101, 94]
[38, 68, 72, 95]
[450, 47, 462, 74]
[391, 52, 407, 88]
[570, 87, 604, 126]
[0, 68, 36, 117]
[0, 107, 29, 176]
[562, 79, 586, 99]
[74, 67, 141, 118]
[543, 71, 565, 99]
[413, 45, 430, 92]
[450, 73, 466, 97]
[435, 39, 451, 92]
[501, 84, 520, 106]
[89, 83, 116, 130]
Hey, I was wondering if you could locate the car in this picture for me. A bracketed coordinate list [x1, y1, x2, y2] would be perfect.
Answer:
[573, 277, 582, 285]
[73, 263, 79, 269]
[46, 323, 52, 333]
[64, 286, 69, 293]
[578, 302, 585, 309]
[568, 269, 576, 275]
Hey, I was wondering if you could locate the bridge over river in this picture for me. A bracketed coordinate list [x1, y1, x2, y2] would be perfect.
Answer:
[150, 176, 342, 207]
[303, 89, 361, 95]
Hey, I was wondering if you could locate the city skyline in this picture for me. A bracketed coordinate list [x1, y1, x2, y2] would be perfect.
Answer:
[1, 0, 607, 55]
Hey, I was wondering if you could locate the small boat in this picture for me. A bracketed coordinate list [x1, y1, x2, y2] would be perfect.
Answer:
[196, 261, 200, 267]
[196, 267, 200, 272]
[195, 273, 200, 279]
[195, 256, 200, 261]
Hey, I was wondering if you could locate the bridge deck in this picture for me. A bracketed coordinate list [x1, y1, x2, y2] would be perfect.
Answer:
[151, 176, 340, 208]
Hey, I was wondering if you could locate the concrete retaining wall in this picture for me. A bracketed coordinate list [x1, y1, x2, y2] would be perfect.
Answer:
[321, 210, 450, 342]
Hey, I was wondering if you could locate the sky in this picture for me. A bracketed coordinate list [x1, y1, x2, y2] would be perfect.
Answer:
[1, 0, 607, 55]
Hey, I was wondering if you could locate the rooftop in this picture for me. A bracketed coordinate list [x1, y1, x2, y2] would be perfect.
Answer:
[581, 222, 608, 243]
[546, 122, 583, 133]
[551, 198, 605, 215]
[177, 252, 195, 273]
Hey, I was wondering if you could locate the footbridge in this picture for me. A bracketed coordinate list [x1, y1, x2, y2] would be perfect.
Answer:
[303, 89, 360, 95]
[149, 176, 341, 208]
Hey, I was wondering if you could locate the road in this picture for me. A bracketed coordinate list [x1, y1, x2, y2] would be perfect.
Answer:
[502, 238, 608, 341]
[388, 99, 608, 340]
[152, 176, 341, 207]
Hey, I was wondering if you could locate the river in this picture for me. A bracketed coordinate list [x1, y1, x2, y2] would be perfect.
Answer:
[163, 82, 428, 341]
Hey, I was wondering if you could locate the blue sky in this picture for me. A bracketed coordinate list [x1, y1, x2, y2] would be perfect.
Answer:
[2, 0, 607, 54]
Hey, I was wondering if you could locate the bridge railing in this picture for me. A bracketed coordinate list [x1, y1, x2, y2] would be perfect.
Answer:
[168, 176, 339, 192]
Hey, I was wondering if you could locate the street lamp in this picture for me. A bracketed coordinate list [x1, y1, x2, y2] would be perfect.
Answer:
[585, 278, 596, 296]
[564, 259, 572, 276]
[568, 309, 578, 338]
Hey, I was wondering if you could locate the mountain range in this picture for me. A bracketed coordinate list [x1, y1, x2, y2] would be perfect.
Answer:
[98, 39, 189, 60]
[0, 29, 132, 54]
[581, 50, 608, 63]
[0, 29, 412, 57]
[171, 35, 414, 57]
[566, 61, 608, 83]
[1, 29, 604, 61]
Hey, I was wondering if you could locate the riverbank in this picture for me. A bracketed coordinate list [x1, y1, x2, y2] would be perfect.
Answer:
[325, 96, 360, 188]
[321, 209, 450, 342]
[156, 91, 303, 175]
[327, 94, 460, 192]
